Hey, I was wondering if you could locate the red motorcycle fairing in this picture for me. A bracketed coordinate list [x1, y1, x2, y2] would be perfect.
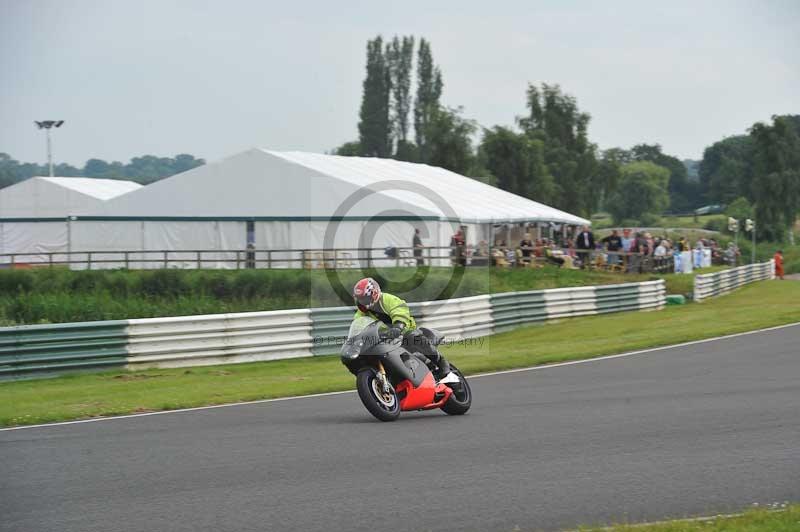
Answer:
[395, 372, 453, 411]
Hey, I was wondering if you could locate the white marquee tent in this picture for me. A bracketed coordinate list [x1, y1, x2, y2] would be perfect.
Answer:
[66, 149, 589, 268]
[0, 177, 141, 260]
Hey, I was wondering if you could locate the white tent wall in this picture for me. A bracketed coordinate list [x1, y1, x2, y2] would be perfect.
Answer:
[67, 220, 247, 269]
[254, 221, 293, 268]
[0, 222, 68, 264]
[140, 221, 246, 269]
[69, 221, 144, 269]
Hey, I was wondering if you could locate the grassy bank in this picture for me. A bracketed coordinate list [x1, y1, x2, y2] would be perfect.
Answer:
[1, 266, 699, 325]
[2, 280, 798, 428]
[579, 504, 799, 531]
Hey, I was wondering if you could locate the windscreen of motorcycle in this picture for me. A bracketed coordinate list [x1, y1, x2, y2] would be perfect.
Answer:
[341, 316, 381, 359]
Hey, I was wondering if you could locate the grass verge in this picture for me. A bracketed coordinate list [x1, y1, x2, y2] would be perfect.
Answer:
[578, 503, 799, 531]
[2, 280, 798, 428]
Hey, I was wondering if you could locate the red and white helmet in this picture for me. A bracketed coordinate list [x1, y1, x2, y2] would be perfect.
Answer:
[353, 277, 381, 309]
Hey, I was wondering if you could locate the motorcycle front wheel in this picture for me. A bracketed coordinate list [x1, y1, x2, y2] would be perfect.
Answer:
[356, 368, 401, 422]
[440, 365, 472, 415]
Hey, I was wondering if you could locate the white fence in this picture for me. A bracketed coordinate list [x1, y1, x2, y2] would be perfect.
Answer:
[693, 261, 775, 302]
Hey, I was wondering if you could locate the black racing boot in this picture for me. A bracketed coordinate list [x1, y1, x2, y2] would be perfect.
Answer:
[435, 357, 451, 379]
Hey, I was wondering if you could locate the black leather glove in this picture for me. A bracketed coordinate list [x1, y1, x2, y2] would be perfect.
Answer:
[387, 324, 403, 339]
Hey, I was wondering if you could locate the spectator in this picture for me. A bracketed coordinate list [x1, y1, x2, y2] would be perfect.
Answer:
[519, 233, 534, 266]
[413, 228, 424, 266]
[574, 225, 595, 269]
[565, 239, 577, 258]
[621, 228, 633, 252]
[534, 239, 544, 257]
[774, 249, 784, 280]
[450, 229, 466, 267]
[654, 240, 667, 257]
[505, 245, 516, 267]
[644, 232, 655, 255]
[545, 241, 565, 268]
[601, 230, 623, 265]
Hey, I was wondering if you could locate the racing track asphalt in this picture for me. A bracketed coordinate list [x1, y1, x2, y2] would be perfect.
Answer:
[1, 324, 799, 532]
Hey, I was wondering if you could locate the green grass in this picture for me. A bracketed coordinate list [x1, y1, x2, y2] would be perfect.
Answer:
[590, 213, 726, 231]
[2, 280, 798, 428]
[578, 503, 799, 531]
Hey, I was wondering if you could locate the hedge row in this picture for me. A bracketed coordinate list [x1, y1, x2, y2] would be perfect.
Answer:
[1, 266, 651, 325]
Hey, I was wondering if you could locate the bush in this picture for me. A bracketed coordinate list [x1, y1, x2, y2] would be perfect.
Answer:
[639, 212, 661, 227]
[140, 269, 189, 298]
[0, 270, 33, 294]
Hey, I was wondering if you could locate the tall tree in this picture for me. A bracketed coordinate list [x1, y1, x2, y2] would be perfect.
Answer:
[357, 36, 392, 158]
[388, 36, 415, 160]
[414, 38, 443, 163]
[750, 115, 800, 240]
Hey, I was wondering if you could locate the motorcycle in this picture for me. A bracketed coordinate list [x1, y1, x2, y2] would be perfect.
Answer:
[341, 316, 472, 422]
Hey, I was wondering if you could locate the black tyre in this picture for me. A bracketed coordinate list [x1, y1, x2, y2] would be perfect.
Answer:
[441, 365, 472, 416]
[356, 368, 401, 422]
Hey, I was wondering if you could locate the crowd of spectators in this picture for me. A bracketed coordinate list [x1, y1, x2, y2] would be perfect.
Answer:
[445, 226, 742, 273]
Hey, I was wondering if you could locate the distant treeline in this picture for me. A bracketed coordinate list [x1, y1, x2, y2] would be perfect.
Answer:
[0, 152, 205, 189]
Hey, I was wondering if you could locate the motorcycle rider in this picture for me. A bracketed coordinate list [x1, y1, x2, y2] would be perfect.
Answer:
[352, 277, 452, 378]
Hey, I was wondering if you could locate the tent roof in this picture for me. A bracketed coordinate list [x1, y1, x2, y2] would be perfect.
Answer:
[0, 176, 142, 219]
[265, 151, 589, 225]
[36, 177, 142, 200]
[81, 149, 588, 225]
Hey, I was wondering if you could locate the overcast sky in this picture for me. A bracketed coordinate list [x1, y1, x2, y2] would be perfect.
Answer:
[1, 0, 798, 167]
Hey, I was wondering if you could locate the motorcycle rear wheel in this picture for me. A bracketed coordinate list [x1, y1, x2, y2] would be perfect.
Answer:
[441, 365, 472, 415]
[356, 368, 401, 422]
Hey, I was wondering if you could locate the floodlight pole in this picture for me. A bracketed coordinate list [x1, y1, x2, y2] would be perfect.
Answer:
[751, 222, 756, 264]
[46, 127, 53, 177]
[34, 120, 64, 177]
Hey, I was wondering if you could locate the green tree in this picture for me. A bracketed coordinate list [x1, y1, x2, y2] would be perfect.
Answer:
[725, 196, 753, 222]
[518, 83, 599, 216]
[388, 36, 415, 160]
[414, 38, 443, 163]
[606, 161, 671, 224]
[357, 36, 392, 158]
[480, 126, 554, 203]
[629, 143, 695, 212]
[84, 158, 133, 179]
[333, 141, 361, 156]
[424, 106, 477, 176]
[699, 135, 755, 205]
[750, 115, 800, 240]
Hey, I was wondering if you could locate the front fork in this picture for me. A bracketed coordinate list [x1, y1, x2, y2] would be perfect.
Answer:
[376, 360, 392, 396]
